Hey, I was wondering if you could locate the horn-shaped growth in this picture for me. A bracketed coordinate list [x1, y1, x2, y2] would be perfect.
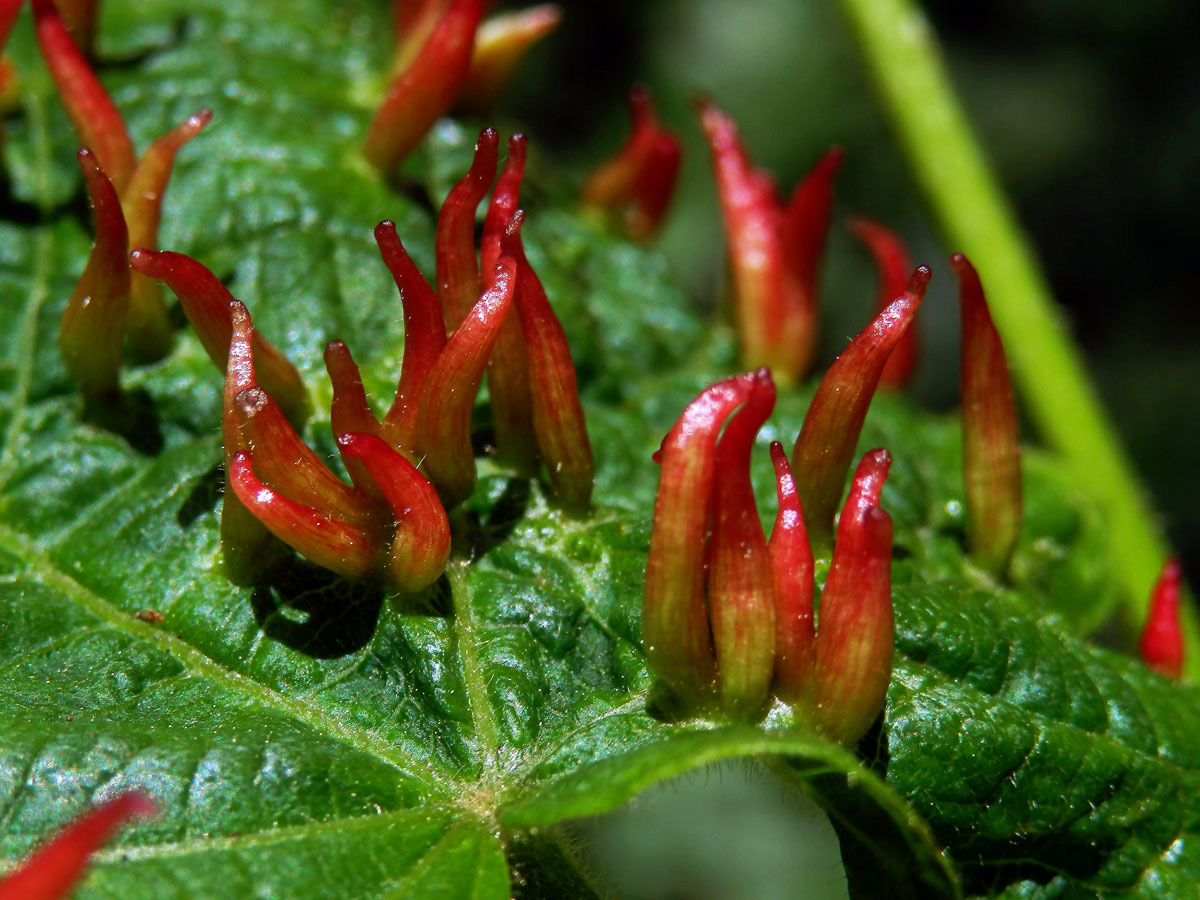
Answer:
[456, 4, 563, 115]
[849, 215, 917, 389]
[697, 99, 841, 382]
[644, 373, 897, 743]
[481, 134, 535, 468]
[338, 432, 452, 593]
[791, 266, 929, 551]
[129, 249, 308, 425]
[582, 85, 682, 241]
[811, 449, 894, 744]
[708, 369, 777, 715]
[224, 302, 452, 590]
[121, 109, 212, 358]
[436, 127, 499, 331]
[416, 256, 518, 506]
[644, 371, 758, 703]
[324, 339, 381, 493]
[364, 0, 485, 172]
[1140, 557, 1184, 680]
[502, 213, 595, 512]
[768, 441, 815, 704]
[36, 0, 210, 359]
[33, 0, 132, 189]
[953, 253, 1021, 576]
[58, 148, 129, 400]
[374, 220, 448, 454]
[0, 793, 156, 900]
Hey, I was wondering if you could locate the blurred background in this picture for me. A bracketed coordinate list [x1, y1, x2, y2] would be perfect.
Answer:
[497, 3, 1199, 894]
[501, 0, 1200, 591]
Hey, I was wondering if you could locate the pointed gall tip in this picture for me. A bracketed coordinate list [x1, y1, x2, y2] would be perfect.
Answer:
[1140, 556, 1184, 680]
[954, 252, 1021, 577]
[436, 125, 500, 331]
[768, 439, 788, 474]
[848, 216, 917, 389]
[457, 4, 562, 114]
[374, 220, 397, 243]
[791, 271, 921, 550]
[229, 298, 250, 330]
[0, 791, 158, 900]
[189, 108, 214, 130]
[583, 85, 682, 241]
[629, 82, 650, 110]
[845, 447, 892, 517]
[815, 145, 845, 176]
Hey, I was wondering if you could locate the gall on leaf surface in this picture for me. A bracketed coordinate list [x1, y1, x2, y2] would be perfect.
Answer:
[0, 2, 1188, 899]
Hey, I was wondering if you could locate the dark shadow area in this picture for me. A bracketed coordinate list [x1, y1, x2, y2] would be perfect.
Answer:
[383, 169, 438, 218]
[249, 556, 385, 659]
[464, 474, 532, 558]
[176, 462, 223, 528]
[644, 681, 694, 724]
[84, 387, 164, 455]
[390, 571, 453, 619]
[0, 180, 43, 226]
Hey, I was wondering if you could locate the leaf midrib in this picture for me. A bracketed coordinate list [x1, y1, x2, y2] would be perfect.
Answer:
[0, 521, 453, 794]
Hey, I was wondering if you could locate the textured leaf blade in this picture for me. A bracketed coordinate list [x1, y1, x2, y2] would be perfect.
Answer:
[75, 808, 509, 900]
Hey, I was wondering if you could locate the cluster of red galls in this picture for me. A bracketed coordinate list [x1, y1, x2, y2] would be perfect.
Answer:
[0, 0, 1185, 893]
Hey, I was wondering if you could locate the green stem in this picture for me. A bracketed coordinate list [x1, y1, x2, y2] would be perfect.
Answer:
[834, 0, 1196, 673]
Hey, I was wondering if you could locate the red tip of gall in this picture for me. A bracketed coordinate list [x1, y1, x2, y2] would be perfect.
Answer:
[791, 266, 928, 551]
[364, 0, 486, 171]
[1140, 557, 1184, 679]
[848, 215, 917, 388]
[583, 84, 682, 240]
[952, 252, 1021, 577]
[0, 792, 156, 900]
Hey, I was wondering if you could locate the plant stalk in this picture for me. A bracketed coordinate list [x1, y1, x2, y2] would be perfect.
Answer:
[834, 0, 1197, 674]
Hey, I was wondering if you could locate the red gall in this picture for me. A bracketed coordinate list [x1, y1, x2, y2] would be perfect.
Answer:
[953, 253, 1022, 577]
[0, 792, 155, 900]
[1140, 557, 1184, 680]
[34, 0, 210, 359]
[697, 98, 841, 383]
[583, 85, 682, 241]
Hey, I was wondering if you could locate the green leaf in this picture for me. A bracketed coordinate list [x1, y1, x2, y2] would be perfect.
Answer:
[887, 582, 1200, 898]
[0, 0, 1192, 898]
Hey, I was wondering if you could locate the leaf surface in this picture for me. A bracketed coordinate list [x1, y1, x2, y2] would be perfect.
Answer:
[0, 1, 1191, 898]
